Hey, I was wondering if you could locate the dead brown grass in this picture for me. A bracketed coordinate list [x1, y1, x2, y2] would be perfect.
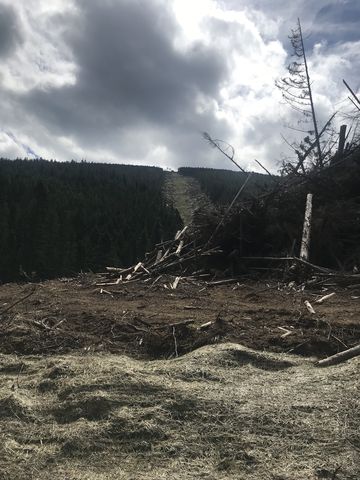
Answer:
[0, 344, 359, 480]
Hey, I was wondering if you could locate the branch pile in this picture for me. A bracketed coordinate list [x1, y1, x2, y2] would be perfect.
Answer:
[97, 226, 220, 288]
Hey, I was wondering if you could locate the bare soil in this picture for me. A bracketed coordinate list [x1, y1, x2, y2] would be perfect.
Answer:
[0, 276, 359, 360]
[0, 276, 359, 480]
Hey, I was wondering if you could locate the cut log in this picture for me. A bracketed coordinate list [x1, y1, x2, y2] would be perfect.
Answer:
[317, 344, 360, 367]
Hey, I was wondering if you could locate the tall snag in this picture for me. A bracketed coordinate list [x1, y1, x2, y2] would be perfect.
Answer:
[276, 18, 323, 170]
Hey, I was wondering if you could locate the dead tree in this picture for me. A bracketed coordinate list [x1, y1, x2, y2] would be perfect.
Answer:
[276, 18, 323, 169]
[300, 193, 313, 261]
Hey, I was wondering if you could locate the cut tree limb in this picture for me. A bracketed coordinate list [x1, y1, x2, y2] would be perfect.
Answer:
[175, 240, 184, 256]
[0, 286, 37, 315]
[315, 292, 336, 304]
[304, 300, 316, 314]
[317, 344, 360, 367]
[171, 276, 181, 290]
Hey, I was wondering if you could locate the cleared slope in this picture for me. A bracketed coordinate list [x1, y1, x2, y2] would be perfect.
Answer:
[164, 172, 212, 225]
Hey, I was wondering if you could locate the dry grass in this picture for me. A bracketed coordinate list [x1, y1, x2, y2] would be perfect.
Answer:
[0, 344, 359, 480]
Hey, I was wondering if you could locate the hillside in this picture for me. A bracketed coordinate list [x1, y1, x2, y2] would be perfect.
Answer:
[178, 167, 276, 205]
[0, 159, 182, 282]
[0, 160, 275, 283]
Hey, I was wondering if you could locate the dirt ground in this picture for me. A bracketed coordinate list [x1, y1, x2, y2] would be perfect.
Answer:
[0, 275, 359, 480]
[0, 275, 359, 359]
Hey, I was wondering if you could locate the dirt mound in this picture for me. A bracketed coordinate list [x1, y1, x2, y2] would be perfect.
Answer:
[0, 345, 359, 480]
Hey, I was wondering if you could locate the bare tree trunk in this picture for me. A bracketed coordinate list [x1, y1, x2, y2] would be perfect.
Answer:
[300, 193, 313, 261]
[337, 124, 347, 156]
[298, 19, 322, 167]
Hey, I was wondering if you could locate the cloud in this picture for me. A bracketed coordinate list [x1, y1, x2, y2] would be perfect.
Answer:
[314, 1, 360, 44]
[0, 131, 26, 158]
[0, 3, 23, 58]
[25, 0, 226, 133]
[0, 0, 359, 172]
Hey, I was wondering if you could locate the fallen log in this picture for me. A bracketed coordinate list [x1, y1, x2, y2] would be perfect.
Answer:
[317, 344, 360, 367]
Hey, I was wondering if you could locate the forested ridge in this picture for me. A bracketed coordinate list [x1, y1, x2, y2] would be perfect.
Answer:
[0, 159, 182, 282]
[178, 167, 275, 204]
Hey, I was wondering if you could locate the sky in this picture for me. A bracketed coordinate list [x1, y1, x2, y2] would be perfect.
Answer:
[0, 0, 359, 172]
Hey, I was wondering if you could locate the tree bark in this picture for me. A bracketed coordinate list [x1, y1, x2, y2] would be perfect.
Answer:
[300, 193, 313, 261]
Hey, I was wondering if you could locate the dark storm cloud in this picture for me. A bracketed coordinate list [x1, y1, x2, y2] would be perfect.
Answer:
[316, 1, 360, 25]
[2, 0, 359, 169]
[22, 0, 228, 146]
[313, 1, 360, 44]
[0, 2, 22, 57]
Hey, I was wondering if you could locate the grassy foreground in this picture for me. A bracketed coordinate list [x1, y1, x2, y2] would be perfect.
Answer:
[0, 344, 359, 480]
